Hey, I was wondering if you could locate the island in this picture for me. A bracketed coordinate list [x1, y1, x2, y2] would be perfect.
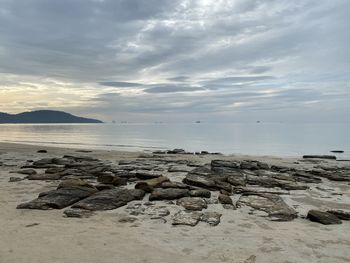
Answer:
[0, 110, 103, 123]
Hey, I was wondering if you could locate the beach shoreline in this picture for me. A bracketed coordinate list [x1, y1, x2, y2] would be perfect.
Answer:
[1, 142, 350, 263]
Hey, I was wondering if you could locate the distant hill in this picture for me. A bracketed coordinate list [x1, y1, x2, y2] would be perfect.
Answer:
[0, 110, 103, 123]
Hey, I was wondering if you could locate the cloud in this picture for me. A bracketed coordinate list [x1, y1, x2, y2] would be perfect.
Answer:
[0, 0, 349, 122]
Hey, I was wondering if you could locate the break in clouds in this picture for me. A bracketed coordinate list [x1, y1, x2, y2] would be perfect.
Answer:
[0, 0, 349, 122]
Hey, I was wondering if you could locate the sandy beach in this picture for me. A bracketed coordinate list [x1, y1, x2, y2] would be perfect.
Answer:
[1, 142, 350, 263]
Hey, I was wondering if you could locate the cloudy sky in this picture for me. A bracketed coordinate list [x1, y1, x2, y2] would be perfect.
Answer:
[0, 0, 349, 122]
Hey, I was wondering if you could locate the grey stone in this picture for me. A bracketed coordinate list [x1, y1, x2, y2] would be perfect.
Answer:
[307, 210, 342, 225]
[172, 211, 202, 226]
[176, 197, 207, 211]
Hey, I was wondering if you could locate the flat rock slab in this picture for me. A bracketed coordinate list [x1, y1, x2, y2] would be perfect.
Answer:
[17, 188, 96, 210]
[237, 193, 297, 221]
[307, 210, 342, 225]
[72, 188, 145, 211]
[172, 211, 202, 226]
[189, 189, 211, 198]
[149, 188, 189, 201]
[176, 197, 208, 211]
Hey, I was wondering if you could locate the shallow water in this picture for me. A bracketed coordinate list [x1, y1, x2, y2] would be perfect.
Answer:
[0, 123, 349, 158]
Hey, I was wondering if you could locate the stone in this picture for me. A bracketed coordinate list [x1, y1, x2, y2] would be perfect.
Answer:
[149, 188, 189, 201]
[327, 210, 350, 220]
[240, 161, 259, 170]
[10, 169, 37, 175]
[200, 212, 222, 226]
[211, 160, 240, 169]
[176, 197, 207, 211]
[58, 179, 98, 191]
[218, 194, 233, 205]
[9, 177, 24, 182]
[97, 174, 127, 186]
[27, 173, 62, 180]
[227, 175, 246, 186]
[307, 210, 342, 225]
[37, 150, 48, 153]
[135, 176, 169, 192]
[167, 148, 186, 154]
[172, 211, 202, 226]
[118, 215, 138, 223]
[183, 173, 217, 190]
[168, 165, 193, 173]
[157, 181, 191, 189]
[17, 188, 96, 210]
[135, 170, 163, 180]
[72, 188, 141, 211]
[189, 189, 211, 198]
[64, 208, 95, 218]
[144, 206, 170, 218]
[303, 155, 336, 160]
[237, 193, 297, 221]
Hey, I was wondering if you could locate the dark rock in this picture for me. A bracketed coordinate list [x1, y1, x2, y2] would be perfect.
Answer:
[64, 208, 95, 218]
[129, 189, 146, 200]
[167, 148, 186, 154]
[135, 170, 163, 180]
[330, 150, 344, 153]
[168, 165, 193, 173]
[58, 179, 98, 192]
[200, 212, 222, 226]
[72, 188, 141, 211]
[172, 211, 202, 226]
[237, 193, 297, 221]
[45, 167, 66, 174]
[240, 161, 259, 170]
[9, 177, 24, 182]
[211, 160, 240, 169]
[97, 173, 127, 186]
[307, 210, 342, 225]
[135, 176, 169, 192]
[303, 155, 336, 160]
[17, 187, 96, 210]
[189, 189, 211, 198]
[95, 184, 115, 191]
[218, 194, 233, 205]
[246, 175, 308, 190]
[257, 161, 270, 170]
[27, 173, 62, 180]
[149, 188, 189, 201]
[183, 173, 217, 189]
[176, 197, 207, 211]
[10, 169, 37, 175]
[37, 150, 47, 153]
[326, 210, 350, 220]
[227, 175, 246, 186]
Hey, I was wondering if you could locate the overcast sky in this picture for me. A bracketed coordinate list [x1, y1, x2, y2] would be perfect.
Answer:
[0, 0, 349, 122]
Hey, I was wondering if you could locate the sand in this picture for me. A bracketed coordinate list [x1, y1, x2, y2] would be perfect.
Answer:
[0, 142, 350, 263]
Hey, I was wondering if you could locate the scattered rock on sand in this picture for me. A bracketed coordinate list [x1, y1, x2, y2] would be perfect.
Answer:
[9, 177, 24, 182]
[172, 211, 202, 226]
[188, 189, 211, 198]
[135, 176, 169, 192]
[10, 169, 37, 175]
[200, 212, 222, 226]
[307, 210, 342, 225]
[64, 208, 95, 218]
[37, 150, 48, 153]
[176, 197, 207, 211]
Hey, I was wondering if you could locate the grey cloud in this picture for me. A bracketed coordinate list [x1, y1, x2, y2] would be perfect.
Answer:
[99, 81, 143, 87]
[144, 85, 203, 94]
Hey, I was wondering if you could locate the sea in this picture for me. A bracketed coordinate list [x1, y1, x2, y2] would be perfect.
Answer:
[0, 123, 349, 159]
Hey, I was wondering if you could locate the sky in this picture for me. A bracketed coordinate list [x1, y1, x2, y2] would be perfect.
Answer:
[0, 0, 349, 123]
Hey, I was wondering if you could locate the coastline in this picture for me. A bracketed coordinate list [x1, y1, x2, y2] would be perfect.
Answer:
[1, 142, 350, 263]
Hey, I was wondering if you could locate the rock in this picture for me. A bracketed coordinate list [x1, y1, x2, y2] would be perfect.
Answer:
[129, 189, 146, 200]
[211, 160, 240, 169]
[189, 189, 211, 198]
[118, 215, 138, 223]
[72, 188, 141, 211]
[257, 161, 270, 170]
[64, 208, 95, 218]
[326, 210, 350, 220]
[158, 181, 191, 189]
[240, 160, 259, 170]
[10, 169, 37, 175]
[58, 179, 98, 191]
[149, 188, 189, 201]
[45, 167, 66, 174]
[167, 148, 186, 154]
[218, 194, 233, 205]
[135, 176, 169, 192]
[183, 173, 216, 190]
[214, 180, 232, 193]
[246, 175, 308, 191]
[27, 173, 62, 180]
[200, 212, 222, 226]
[227, 175, 246, 186]
[307, 210, 342, 225]
[144, 206, 170, 218]
[95, 184, 115, 191]
[330, 150, 344, 153]
[37, 150, 47, 153]
[176, 197, 207, 211]
[303, 155, 336, 160]
[135, 170, 163, 180]
[172, 211, 202, 226]
[97, 174, 127, 186]
[9, 177, 24, 182]
[237, 193, 297, 221]
[168, 165, 194, 173]
[292, 172, 322, 184]
[17, 188, 96, 210]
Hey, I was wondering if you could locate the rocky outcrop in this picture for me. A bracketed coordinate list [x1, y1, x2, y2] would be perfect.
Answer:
[176, 197, 207, 211]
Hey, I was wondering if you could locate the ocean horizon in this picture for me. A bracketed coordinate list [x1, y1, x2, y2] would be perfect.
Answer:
[0, 122, 349, 158]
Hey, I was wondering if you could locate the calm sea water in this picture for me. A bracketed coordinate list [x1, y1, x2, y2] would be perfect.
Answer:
[0, 123, 349, 158]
